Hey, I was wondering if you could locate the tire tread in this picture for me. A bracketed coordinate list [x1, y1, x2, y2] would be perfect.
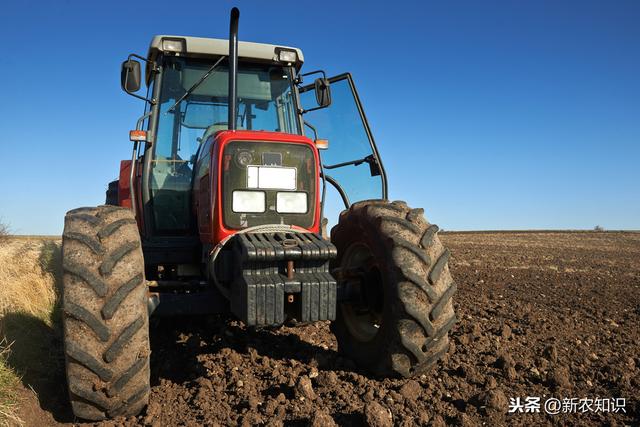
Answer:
[331, 200, 457, 377]
[62, 205, 149, 421]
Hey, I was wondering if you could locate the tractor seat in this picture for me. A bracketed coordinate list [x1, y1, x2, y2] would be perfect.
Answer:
[201, 122, 245, 143]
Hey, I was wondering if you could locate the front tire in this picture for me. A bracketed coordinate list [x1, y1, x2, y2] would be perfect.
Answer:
[330, 200, 457, 377]
[62, 205, 150, 420]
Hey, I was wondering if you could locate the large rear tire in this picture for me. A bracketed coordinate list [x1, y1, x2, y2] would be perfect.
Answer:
[330, 200, 457, 377]
[105, 180, 119, 206]
[62, 205, 150, 420]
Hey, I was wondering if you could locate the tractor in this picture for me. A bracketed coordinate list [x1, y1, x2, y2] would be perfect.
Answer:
[61, 8, 457, 420]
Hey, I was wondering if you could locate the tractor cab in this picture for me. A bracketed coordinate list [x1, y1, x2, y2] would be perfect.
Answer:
[120, 33, 387, 271]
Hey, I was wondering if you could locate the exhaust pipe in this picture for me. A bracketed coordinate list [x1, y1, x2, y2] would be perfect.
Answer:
[228, 7, 239, 131]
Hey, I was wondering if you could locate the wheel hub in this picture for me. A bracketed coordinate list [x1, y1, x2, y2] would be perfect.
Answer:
[338, 243, 385, 342]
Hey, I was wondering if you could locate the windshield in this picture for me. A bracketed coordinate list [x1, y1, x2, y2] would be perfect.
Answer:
[149, 56, 300, 234]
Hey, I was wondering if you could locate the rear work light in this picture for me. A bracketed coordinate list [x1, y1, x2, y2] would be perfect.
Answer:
[276, 192, 307, 214]
[232, 190, 265, 213]
[275, 48, 297, 64]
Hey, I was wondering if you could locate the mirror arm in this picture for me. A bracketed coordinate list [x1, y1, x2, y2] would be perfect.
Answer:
[123, 54, 157, 104]
[297, 70, 328, 93]
[298, 104, 328, 115]
[298, 69, 327, 84]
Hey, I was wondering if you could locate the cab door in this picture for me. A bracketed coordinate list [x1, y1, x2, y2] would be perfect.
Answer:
[299, 73, 388, 224]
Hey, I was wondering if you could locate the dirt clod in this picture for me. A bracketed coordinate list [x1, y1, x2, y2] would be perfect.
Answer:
[549, 365, 572, 389]
[295, 375, 316, 400]
[309, 410, 336, 427]
[543, 344, 558, 362]
[398, 380, 421, 401]
[500, 324, 512, 339]
[315, 370, 338, 387]
[431, 414, 447, 427]
[363, 401, 392, 427]
[495, 352, 514, 369]
[481, 389, 508, 411]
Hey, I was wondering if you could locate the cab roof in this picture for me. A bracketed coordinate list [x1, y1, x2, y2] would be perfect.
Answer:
[148, 35, 304, 68]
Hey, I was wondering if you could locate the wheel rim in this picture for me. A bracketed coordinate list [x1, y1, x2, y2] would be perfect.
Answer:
[340, 242, 385, 342]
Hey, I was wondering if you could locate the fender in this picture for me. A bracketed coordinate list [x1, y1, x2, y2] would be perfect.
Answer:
[117, 159, 145, 233]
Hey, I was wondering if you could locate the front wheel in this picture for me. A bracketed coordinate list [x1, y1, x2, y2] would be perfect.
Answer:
[330, 200, 457, 377]
[62, 205, 150, 420]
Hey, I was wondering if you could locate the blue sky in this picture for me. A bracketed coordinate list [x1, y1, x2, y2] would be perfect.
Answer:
[1, 0, 638, 234]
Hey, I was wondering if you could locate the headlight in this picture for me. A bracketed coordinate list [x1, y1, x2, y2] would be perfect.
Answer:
[233, 191, 265, 213]
[276, 192, 307, 214]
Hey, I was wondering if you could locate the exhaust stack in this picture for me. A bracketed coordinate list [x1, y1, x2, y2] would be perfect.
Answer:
[228, 7, 239, 130]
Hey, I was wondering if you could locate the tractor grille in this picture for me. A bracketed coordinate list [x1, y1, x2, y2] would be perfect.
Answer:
[221, 140, 317, 229]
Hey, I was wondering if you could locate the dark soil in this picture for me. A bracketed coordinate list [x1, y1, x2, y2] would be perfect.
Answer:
[17, 232, 640, 426]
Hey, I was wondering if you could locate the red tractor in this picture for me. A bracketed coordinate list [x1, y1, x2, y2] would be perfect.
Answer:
[61, 8, 457, 420]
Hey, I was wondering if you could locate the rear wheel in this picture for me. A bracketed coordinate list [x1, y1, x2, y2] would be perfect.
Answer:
[330, 200, 457, 377]
[62, 205, 149, 420]
[105, 180, 118, 205]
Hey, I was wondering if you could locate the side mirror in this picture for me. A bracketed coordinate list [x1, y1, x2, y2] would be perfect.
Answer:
[314, 78, 331, 108]
[121, 59, 142, 93]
